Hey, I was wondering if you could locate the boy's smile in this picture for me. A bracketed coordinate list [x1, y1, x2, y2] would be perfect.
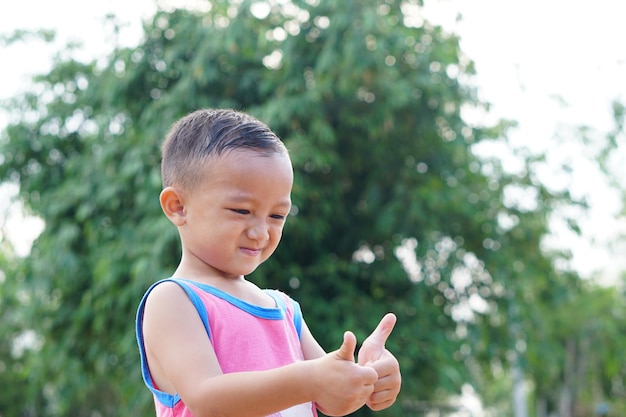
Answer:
[161, 149, 293, 283]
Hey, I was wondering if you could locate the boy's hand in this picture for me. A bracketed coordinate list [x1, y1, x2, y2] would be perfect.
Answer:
[313, 331, 378, 416]
[357, 313, 402, 411]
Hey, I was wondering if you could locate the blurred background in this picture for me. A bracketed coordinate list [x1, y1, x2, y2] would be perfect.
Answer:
[1, 1, 624, 416]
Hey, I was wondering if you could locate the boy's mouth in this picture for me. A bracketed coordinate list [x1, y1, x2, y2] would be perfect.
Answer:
[240, 247, 262, 256]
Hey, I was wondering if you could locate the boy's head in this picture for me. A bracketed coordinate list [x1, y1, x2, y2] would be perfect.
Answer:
[159, 108, 293, 278]
[161, 108, 288, 191]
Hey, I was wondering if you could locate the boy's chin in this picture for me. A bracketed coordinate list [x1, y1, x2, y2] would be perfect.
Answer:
[228, 264, 262, 278]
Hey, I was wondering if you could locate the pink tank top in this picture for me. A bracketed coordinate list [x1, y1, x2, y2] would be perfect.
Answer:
[136, 278, 317, 417]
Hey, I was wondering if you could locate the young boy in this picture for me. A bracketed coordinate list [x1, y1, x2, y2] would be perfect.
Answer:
[136, 108, 401, 417]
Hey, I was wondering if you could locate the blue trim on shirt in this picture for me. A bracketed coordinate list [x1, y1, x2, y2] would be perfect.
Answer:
[291, 298, 303, 339]
[177, 279, 286, 320]
[136, 279, 185, 407]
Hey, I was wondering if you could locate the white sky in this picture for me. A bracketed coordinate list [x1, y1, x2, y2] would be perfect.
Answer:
[0, 0, 157, 255]
[1, 0, 625, 282]
[423, 0, 626, 283]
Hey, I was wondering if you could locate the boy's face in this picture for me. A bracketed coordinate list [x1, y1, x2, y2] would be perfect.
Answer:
[175, 149, 293, 279]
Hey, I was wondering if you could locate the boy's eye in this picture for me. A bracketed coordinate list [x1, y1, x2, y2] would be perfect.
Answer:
[270, 214, 286, 220]
[231, 209, 250, 215]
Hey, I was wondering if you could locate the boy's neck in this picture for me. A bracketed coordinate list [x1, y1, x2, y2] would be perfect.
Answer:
[171, 266, 276, 308]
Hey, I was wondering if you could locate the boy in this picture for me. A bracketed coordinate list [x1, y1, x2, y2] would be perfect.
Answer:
[136, 108, 401, 417]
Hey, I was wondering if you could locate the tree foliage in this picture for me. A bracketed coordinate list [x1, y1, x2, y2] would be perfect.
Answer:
[1, 1, 624, 416]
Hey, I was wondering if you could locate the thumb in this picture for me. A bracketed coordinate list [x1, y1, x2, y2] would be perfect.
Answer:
[358, 313, 397, 365]
[335, 331, 357, 362]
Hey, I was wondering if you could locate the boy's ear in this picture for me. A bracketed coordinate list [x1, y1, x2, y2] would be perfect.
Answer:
[160, 187, 186, 226]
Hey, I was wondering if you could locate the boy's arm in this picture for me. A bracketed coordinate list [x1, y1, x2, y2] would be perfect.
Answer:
[142, 282, 377, 417]
[300, 318, 327, 360]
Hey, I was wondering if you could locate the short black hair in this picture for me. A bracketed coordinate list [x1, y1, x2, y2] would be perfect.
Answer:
[161, 108, 288, 189]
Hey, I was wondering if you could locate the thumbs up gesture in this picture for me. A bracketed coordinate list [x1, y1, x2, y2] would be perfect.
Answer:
[312, 331, 378, 416]
[308, 314, 401, 414]
[357, 313, 402, 411]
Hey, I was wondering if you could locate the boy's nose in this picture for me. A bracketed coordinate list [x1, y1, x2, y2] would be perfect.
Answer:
[246, 219, 270, 242]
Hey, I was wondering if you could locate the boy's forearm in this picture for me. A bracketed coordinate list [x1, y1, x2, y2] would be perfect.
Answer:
[184, 360, 315, 417]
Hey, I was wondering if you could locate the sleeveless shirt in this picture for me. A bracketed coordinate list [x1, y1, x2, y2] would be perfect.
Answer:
[136, 278, 317, 417]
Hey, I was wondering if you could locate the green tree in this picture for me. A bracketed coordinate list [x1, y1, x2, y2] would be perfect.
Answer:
[0, 1, 601, 416]
[0, 244, 31, 415]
